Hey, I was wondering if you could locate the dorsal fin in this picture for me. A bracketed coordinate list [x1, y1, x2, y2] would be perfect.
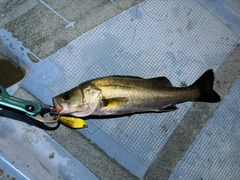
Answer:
[109, 75, 143, 79]
[148, 77, 173, 87]
[105, 76, 172, 87]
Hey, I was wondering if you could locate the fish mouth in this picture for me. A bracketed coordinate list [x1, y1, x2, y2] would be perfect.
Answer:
[51, 98, 63, 114]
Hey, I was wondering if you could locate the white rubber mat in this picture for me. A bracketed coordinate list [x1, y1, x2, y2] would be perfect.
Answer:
[170, 76, 240, 180]
[19, 0, 239, 178]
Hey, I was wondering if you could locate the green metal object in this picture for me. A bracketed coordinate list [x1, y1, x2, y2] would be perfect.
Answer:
[0, 85, 58, 123]
[0, 85, 41, 116]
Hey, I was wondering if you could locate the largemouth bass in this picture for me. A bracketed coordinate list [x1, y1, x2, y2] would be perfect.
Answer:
[51, 69, 220, 117]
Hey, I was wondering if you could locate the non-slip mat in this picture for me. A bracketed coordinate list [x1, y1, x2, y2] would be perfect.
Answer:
[170, 77, 240, 180]
[225, 0, 240, 15]
[21, 0, 239, 178]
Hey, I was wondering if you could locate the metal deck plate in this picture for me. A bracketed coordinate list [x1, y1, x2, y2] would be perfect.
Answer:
[0, 111, 98, 180]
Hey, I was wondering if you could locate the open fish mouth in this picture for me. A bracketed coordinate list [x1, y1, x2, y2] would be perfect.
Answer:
[51, 98, 63, 114]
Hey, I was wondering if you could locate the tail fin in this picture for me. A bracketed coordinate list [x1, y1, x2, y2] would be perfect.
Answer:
[190, 69, 221, 103]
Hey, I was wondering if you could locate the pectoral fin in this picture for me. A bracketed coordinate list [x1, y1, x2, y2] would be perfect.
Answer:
[102, 97, 129, 108]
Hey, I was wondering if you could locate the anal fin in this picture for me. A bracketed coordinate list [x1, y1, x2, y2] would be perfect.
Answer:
[160, 104, 178, 112]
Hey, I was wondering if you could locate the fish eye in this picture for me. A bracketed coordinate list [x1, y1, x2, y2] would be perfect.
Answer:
[63, 92, 71, 100]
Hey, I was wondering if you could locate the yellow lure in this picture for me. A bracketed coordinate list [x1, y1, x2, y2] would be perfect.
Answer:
[59, 116, 87, 129]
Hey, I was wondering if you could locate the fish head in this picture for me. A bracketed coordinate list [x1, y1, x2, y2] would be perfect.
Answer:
[51, 84, 101, 117]
[51, 87, 84, 115]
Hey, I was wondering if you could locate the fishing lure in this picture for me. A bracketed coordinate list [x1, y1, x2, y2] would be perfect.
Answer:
[56, 115, 88, 128]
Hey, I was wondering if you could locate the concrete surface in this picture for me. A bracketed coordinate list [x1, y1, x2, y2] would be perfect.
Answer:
[0, 0, 141, 60]
[0, 0, 239, 180]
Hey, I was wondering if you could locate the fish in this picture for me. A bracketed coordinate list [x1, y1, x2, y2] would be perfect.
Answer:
[51, 69, 221, 117]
